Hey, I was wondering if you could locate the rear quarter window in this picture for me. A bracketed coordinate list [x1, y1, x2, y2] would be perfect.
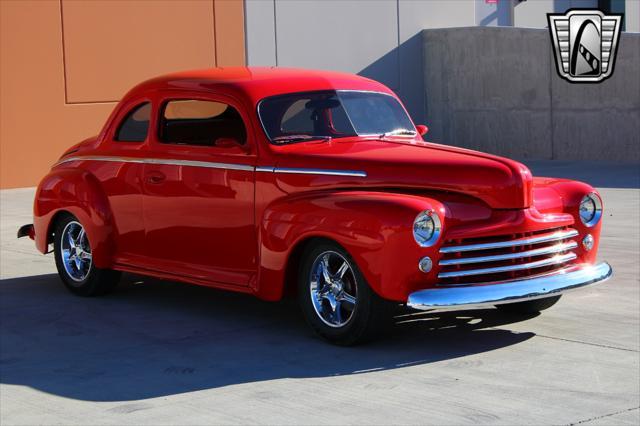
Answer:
[115, 102, 151, 142]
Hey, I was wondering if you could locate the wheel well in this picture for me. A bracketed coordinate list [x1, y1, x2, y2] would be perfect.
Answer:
[47, 210, 72, 245]
[282, 236, 337, 299]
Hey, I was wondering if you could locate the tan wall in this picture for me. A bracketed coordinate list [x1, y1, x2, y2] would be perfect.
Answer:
[0, 0, 245, 189]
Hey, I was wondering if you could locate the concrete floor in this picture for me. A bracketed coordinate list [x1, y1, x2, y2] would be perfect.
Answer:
[1, 161, 638, 425]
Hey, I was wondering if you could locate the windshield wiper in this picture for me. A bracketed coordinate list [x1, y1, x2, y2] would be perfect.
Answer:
[379, 128, 417, 138]
[272, 135, 332, 144]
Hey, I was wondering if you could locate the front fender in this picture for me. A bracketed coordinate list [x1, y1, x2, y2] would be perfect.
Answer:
[533, 177, 602, 264]
[256, 191, 447, 302]
[34, 168, 116, 268]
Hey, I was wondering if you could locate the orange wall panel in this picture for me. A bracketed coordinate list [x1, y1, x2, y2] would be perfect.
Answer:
[0, 1, 116, 190]
[214, 0, 246, 66]
[1, 0, 245, 189]
[62, 0, 217, 103]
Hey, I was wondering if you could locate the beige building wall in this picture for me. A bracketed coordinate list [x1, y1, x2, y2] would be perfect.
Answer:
[1, 0, 245, 189]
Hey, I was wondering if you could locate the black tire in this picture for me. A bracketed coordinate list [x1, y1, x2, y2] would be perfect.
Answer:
[496, 295, 561, 314]
[53, 213, 121, 297]
[297, 241, 395, 345]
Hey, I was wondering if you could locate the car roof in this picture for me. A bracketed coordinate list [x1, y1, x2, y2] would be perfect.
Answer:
[123, 67, 394, 105]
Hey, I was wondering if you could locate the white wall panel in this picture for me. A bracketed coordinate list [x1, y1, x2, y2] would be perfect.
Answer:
[274, 0, 399, 89]
[626, 0, 639, 32]
[245, 0, 277, 66]
[514, 0, 598, 29]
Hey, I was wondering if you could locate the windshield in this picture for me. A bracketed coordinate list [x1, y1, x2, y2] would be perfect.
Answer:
[258, 90, 416, 144]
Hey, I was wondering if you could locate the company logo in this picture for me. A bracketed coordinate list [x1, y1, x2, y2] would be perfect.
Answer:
[547, 9, 623, 83]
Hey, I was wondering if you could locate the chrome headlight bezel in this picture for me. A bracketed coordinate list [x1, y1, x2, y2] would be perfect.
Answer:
[579, 192, 602, 227]
[413, 210, 442, 247]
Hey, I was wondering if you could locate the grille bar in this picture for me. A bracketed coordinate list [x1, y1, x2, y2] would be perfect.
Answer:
[438, 252, 577, 279]
[439, 229, 578, 254]
[439, 241, 578, 266]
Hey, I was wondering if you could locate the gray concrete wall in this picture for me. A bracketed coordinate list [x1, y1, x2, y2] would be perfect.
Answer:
[423, 27, 640, 162]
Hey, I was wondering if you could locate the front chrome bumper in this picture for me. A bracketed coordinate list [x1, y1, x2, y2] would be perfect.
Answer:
[407, 262, 612, 311]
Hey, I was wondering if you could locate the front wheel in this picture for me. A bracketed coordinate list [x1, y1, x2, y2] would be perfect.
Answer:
[298, 242, 394, 345]
[496, 295, 561, 314]
[53, 213, 121, 297]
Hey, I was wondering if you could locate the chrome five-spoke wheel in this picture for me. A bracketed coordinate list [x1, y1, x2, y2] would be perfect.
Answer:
[309, 250, 358, 328]
[60, 221, 93, 283]
[299, 242, 395, 345]
[54, 213, 120, 296]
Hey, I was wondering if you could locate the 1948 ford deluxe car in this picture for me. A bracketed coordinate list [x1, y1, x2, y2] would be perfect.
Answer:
[19, 67, 612, 345]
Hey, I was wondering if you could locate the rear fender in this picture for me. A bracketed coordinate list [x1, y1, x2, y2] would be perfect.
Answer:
[34, 168, 116, 268]
[256, 191, 446, 302]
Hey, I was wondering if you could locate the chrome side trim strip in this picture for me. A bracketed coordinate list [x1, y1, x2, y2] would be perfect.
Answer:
[437, 252, 577, 279]
[54, 156, 254, 172]
[408, 262, 612, 310]
[55, 156, 146, 166]
[439, 241, 578, 266]
[144, 158, 254, 172]
[271, 167, 367, 178]
[255, 166, 275, 173]
[439, 229, 579, 254]
[55, 156, 367, 177]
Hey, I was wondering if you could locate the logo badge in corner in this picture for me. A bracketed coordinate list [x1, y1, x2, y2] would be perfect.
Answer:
[547, 9, 623, 83]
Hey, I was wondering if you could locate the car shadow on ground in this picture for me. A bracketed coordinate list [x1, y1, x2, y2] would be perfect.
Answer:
[0, 273, 536, 402]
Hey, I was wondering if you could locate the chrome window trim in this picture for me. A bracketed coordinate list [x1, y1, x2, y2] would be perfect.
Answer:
[439, 229, 579, 254]
[437, 252, 577, 279]
[439, 241, 578, 266]
[54, 156, 367, 177]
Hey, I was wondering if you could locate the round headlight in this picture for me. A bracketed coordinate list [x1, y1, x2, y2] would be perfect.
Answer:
[413, 210, 442, 247]
[579, 193, 602, 227]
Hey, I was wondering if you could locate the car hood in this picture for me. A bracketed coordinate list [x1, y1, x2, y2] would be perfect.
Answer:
[269, 138, 533, 209]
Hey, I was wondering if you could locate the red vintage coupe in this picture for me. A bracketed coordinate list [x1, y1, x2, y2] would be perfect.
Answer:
[19, 67, 611, 344]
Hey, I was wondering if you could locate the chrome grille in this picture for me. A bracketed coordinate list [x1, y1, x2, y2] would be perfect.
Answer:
[438, 227, 579, 286]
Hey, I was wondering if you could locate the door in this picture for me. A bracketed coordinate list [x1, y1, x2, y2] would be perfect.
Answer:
[100, 100, 151, 264]
[141, 96, 257, 286]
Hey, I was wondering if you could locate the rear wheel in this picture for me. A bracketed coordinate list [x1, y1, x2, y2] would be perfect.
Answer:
[297, 242, 394, 345]
[496, 295, 561, 314]
[53, 213, 121, 296]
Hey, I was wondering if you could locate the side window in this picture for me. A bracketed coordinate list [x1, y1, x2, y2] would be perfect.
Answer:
[115, 102, 151, 142]
[159, 99, 247, 147]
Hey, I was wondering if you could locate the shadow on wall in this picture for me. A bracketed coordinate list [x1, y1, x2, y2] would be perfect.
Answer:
[359, 32, 426, 127]
[359, 27, 639, 163]
[0, 273, 535, 402]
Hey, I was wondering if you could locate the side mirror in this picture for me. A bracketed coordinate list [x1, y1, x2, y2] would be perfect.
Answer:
[416, 124, 429, 136]
[214, 137, 243, 149]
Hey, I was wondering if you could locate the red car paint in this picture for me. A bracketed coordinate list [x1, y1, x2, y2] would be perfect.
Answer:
[31, 67, 602, 302]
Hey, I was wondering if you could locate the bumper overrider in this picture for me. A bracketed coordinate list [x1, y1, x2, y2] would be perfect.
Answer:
[407, 262, 612, 310]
